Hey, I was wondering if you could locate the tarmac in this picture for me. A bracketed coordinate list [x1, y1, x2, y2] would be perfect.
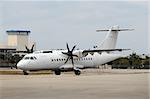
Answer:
[0, 69, 149, 99]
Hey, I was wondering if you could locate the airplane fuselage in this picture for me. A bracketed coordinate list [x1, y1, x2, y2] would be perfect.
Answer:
[17, 50, 121, 71]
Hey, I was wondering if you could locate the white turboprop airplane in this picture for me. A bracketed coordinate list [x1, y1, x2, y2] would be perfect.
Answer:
[17, 25, 133, 75]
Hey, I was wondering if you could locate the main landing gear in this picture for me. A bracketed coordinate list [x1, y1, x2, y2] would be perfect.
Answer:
[54, 70, 61, 75]
[74, 70, 81, 75]
[54, 69, 81, 75]
[23, 71, 29, 75]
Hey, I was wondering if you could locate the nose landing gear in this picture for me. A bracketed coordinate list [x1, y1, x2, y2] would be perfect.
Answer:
[23, 71, 29, 75]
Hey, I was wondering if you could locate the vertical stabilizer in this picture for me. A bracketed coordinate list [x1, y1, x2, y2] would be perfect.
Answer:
[99, 25, 119, 49]
[96, 25, 133, 49]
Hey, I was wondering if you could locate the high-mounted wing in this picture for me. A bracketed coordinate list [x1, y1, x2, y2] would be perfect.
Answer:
[69, 48, 130, 58]
[82, 49, 130, 53]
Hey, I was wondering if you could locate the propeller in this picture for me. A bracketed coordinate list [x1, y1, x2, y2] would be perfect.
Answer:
[62, 43, 78, 66]
[25, 44, 35, 53]
[10, 65, 18, 69]
[9, 60, 18, 69]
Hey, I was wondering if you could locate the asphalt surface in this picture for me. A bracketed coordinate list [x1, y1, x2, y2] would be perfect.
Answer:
[0, 69, 149, 99]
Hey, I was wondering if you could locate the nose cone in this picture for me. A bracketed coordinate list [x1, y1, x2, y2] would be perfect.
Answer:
[17, 61, 24, 69]
[17, 60, 29, 70]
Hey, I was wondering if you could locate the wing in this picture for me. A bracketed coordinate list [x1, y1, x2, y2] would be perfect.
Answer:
[82, 49, 130, 53]
[71, 49, 130, 58]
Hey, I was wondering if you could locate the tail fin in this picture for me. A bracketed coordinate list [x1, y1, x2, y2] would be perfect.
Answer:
[96, 25, 133, 49]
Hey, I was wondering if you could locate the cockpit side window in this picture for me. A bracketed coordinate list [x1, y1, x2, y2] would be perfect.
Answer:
[34, 57, 37, 59]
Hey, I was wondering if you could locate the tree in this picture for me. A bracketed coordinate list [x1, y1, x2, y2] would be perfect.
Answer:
[111, 57, 130, 69]
[128, 53, 142, 69]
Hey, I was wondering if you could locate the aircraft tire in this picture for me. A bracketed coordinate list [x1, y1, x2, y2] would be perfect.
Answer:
[74, 70, 81, 75]
[23, 71, 29, 75]
[54, 70, 61, 75]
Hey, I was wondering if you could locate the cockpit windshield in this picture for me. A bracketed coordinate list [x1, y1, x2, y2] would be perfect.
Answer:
[24, 56, 37, 60]
[24, 57, 30, 60]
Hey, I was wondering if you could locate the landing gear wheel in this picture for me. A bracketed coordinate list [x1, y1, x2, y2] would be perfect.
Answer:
[23, 71, 29, 75]
[74, 70, 81, 75]
[54, 70, 61, 75]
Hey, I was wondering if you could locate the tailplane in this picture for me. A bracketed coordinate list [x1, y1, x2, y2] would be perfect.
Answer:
[96, 25, 133, 49]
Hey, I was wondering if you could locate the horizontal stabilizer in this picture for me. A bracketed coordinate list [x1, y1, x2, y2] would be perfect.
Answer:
[96, 29, 134, 32]
[97, 25, 134, 49]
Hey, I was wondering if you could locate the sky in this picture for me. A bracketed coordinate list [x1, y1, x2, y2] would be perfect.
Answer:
[0, 0, 149, 54]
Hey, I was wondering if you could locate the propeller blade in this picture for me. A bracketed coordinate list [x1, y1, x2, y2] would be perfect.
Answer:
[64, 57, 70, 64]
[66, 43, 70, 51]
[25, 45, 28, 50]
[71, 45, 76, 52]
[10, 65, 18, 69]
[15, 65, 18, 69]
[25, 45, 30, 53]
[72, 54, 78, 57]
[25, 45, 29, 51]
[71, 56, 74, 66]
[62, 52, 67, 54]
[31, 44, 35, 52]
[10, 66, 13, 69]
[62, 52, 70, 56]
